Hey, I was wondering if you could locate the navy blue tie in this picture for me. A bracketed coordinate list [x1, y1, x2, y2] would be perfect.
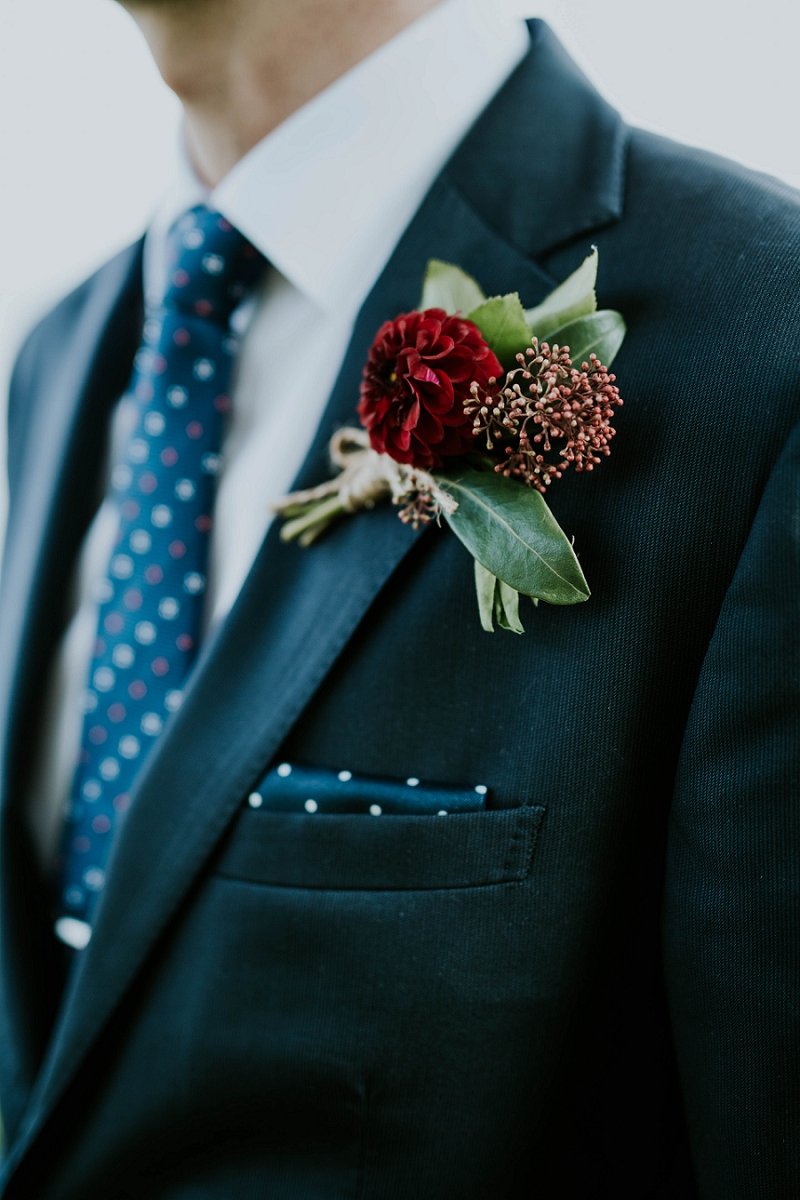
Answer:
[55, 206, 267, 947]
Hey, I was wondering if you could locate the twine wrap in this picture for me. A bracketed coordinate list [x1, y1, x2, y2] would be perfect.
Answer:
[274, 427, 458, 523]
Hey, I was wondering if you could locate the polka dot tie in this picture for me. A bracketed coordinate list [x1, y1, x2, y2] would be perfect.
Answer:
[55, 206, 267, 942]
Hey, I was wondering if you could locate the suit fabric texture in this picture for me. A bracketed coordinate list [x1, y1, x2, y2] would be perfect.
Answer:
[0, 21, 798, 1199]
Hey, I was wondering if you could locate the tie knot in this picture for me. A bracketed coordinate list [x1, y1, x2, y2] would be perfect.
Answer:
[163, 206, 267, 324]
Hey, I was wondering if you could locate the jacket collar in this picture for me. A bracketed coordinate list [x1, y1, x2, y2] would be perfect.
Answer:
[446, 19, 626, 257]
[0, 20, 627, 1180]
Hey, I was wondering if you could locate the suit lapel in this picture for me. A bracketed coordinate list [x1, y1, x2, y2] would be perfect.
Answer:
[0, 244, 143, 1136]
[3, 19, 626, 1174]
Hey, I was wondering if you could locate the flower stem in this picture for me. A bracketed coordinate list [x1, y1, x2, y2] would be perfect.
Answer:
[279, 494, 346, 544]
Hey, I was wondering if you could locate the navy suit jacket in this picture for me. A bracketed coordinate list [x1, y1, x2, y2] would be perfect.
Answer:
[0, 21, 798, 1199]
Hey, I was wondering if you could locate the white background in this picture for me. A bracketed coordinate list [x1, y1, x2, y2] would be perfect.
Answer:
[1, 0, 798, 539]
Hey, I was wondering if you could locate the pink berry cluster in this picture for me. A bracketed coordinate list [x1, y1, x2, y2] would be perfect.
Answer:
[465, 339, 623, 493]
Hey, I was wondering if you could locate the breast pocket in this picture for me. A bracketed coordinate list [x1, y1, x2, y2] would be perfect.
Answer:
[211, 763, 546, 891]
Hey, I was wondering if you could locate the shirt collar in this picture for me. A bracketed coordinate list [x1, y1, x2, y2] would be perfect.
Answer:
[145, 0, 529, 315]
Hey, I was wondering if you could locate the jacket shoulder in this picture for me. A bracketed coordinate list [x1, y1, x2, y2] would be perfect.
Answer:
[7, 242, 142, 478]
[10, 243, 140, 393]
[625, 126, 800, 254]
[563, 126, 800, 471]
[594, 124, 800, 346]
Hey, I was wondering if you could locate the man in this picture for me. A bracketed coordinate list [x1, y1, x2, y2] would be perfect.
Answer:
[0, 0, 797, 1195]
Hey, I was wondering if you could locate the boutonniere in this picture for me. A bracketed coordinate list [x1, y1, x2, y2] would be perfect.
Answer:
[276, 250, 625, 633]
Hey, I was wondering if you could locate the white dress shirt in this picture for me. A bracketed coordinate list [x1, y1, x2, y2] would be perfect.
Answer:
[27, 0, 529, 868]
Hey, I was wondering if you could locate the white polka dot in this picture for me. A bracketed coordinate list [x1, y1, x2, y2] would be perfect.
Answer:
[134, 349, 152, 373]
[304, 799, 318, 813]
[158, 597, 180, 620]
[111, 555, 134, 580]
[64, 886, 85, 909]
[144, 412, 165, 437]
[119, 735, 141, 760]
[183, 572, 206, 595]
[276, 763, 292, 778]
[81, 689, 99, 714]
[165, 690, 184, 713]
[437, 810, 449, 816]
[369, 804, 382, 816]
[141, 712, 163, 736]
[193, 358, 215, 381]
[99, 758, 120, 781]
[112, 644, 135, 669]
[130, 529, 152, 555]
[55, 916, 92, 949]
[167, 386, 188, 409]
[128, 438, 149, 464]
[175, 479, 196, 501]
[201, 453, 222, 475]
[93, 666, 116, 692]
[474, 785, 488, 796]
[202, 252, 225, 275]
[82, 779, 102, 801]
[406, 777, 420, 788]
[337, 770, 353, 782]
[248, 792, 263, 809]
[182, 227, 204, 249]
[134, 621, 157, 645]
[83, 868, 106, 892]
[143, 317, 161, 343]
[151, 504, 173, 529]
[112, 464, 133, 490]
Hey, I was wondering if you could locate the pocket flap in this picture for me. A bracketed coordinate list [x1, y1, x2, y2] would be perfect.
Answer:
[213, 804, 546, 890]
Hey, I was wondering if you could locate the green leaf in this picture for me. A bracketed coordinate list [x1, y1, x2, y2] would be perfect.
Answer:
[548, 309, 626, 368]
[474, 560, 499, 633]
[495, 579, 525, 634]
[473, 561, 525, 633]
[466, 293, 531, 365]
[525, 248, 598, 342]
[440, 468, 590, 605]
[420, 260, 486, 315]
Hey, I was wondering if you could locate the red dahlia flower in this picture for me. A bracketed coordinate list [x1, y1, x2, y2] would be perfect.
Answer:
[358, 308, 502, 469]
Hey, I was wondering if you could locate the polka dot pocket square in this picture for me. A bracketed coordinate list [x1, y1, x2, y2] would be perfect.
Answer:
[246, 764, 492, 817]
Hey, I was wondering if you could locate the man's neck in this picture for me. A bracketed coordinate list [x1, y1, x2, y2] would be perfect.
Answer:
[122, 0, 445, 186]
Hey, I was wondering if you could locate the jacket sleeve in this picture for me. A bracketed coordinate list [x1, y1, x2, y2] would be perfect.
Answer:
[664, 418, 800, 1198]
